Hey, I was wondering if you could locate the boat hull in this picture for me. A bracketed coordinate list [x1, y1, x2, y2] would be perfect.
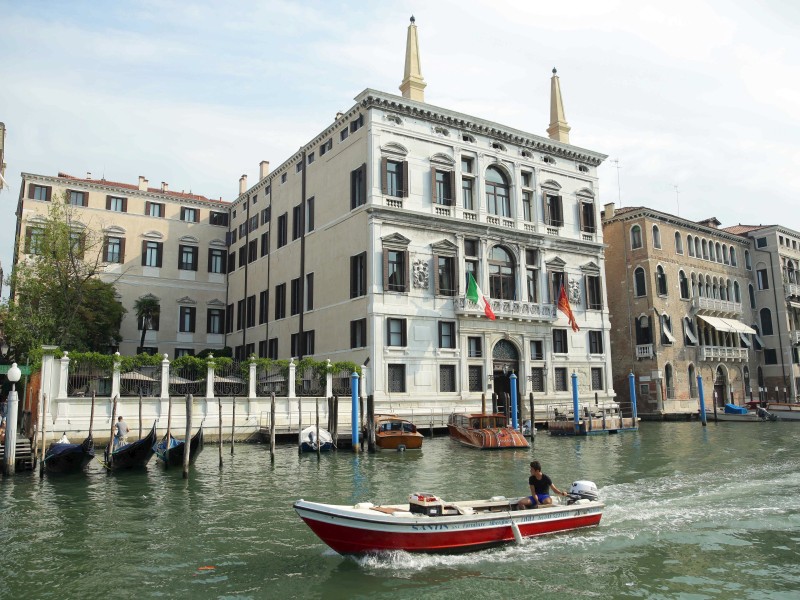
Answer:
[106, 423, 157, 470]
[45, 436, 95, 474]
[766, 403, 800, 421]
[447, 424, 529, 449]
[155, 427, 204, 466]
[295, 498, 602, 554]
[376, 434, 424, 450]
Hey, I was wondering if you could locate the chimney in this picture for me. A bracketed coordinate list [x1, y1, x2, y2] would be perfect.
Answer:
[86, 172, 92, 179]
[603, 202, 615, 220]
[138, 176, 148, 191]
[161, 181, 169, 192]
[335, 111, 344, 121]
[239, 174, 248, 196]
[259, 161, 270, 180]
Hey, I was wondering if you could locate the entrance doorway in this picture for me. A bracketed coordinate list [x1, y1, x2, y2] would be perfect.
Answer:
[491, 340, 519, 414]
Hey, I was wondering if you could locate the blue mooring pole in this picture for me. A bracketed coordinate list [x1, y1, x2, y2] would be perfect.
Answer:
[351, 371, 360, 450]
[697, 374, 707, 426]
[571, 371, 580, 434]
[628, 372, 638, 425]
[509, 373, 519, 430]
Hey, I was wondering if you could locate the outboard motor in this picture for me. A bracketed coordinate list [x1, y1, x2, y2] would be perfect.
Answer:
[566, 480, 600, 504]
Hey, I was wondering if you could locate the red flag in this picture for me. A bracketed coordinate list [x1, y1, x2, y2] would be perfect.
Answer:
[558, 282, 579, 332]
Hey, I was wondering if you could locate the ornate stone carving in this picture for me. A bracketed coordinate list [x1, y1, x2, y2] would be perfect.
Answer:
[569, 279, 581, 304]
[413, 258, 429, 289]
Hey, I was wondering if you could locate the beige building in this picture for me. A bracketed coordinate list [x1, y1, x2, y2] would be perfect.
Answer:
[13, 172, 229, 356]
[603, 204, 758, 416]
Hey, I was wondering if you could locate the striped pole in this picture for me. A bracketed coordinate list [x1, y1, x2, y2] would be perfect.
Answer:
[351, 371, 360, 452]
[571, 371, 580, 435]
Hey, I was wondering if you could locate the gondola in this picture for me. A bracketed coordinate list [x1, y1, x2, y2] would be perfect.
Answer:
[154, 425, 204, 467]
[44, 434, 95, 474]
[104, 422, 157, 470]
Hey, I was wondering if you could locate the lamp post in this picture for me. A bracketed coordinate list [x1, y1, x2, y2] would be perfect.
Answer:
[3, 362, 21, 475]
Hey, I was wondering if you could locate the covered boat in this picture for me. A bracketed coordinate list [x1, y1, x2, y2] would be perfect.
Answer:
[44, 434, 95, 474]
[299, 425, 333, 452]
[447, 412, 529, 449]
[295, 481, 603, 554]
[154, 426, 204, 467]
[375, 414, 424, 450]
[711, 403, 776, 422]
[104, 422, 157, 470]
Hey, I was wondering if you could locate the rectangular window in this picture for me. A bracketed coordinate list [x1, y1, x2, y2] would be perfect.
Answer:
[387, 318, 407, 346]
[210, 211, 228, 226]
[385, 249, 407, 292]
[142, 241, 163, 268]
[258, 340, 267, 358]
[146, 202, 164, 218]
[591, 368, 604, 391]
[320, 139, 332, 155]
[259, 290, 268, 325]
[281, 173, 287, 184]
[29, 184, 52, 201]
[230, 229, 237, 244]
[303, 330, 315, 355]
[248, 239, 257, 263]
[106, 196, 127, 212]
[236, 299, 245, 330]
[580, 201, 596, 233]
[69, 190, 87, 206]
[439, 321, 455, 349]
[764, 348, 778, 364]
[530, 367, 545, 393]
[757, 269, 769, 290]
[249, 214, 259, 233]
[340, 128, 348, 142]
[530, 340, 544, 360]
[306, 197, 314, 232]
[544, 193, 564, 227]
[275, 283, 286, 319]
[290, 278, 301, 316]
[351, 164, 367, 209]
[137, 313, 160, 331]
[307, 152, 315, 165]
[178, 245, 198, 271]
[239, 222, 248, 238]
[589, 330, 604, 354]
[462, 177, 474, 210]
[207, 308, 224, 334]
[468, 337, 482, 358]
[586, 275, 603, 309]
[179, 307, 196, 333]
[181, 207, 198, 223]
[268, 338, 279, 359]
[351, 252, 367, 298]
[756, 237, 767, 248]
[527, 267, 539, 302]
[382, 159, 407, 197]
[554, 367, 568, 392]
[104, 236, 124, 264]
[238, 246, 247, 268]
[468, 365, 483, 392]
[292, 205, 302, 240]
[439, 365, 456, 392]
[522, 191, 533, 222]
[349, 114, 364, 132]
[246, 295, 256, 328]
[260, 232, 269, 257]
[350, 318, 367, 348]
[433, 169, 454, 205]
[296, 162, 303, 173]
[260, 207, 270, 225]
[226, 303, 234, 333]
[175, 348, 194, 358]
[245, 343, 255, 358]
[553, 329, 568, 354]
[227, 251, 236, 273]
[437, 256, 456, 296]
[388, 364, 406, 393]
[290, 333, 299, 357]
[208, 248, 226, 273]
[306, 273, 314, 311]
[277, 213, 288, 247]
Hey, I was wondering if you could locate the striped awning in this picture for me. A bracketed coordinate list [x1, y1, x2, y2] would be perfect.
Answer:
[696, 315, 756, 335]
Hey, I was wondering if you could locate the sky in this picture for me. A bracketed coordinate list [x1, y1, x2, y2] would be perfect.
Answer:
[2, 0, 799, 293]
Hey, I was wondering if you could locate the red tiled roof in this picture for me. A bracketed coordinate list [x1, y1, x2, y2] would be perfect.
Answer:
[56, 172, 229, 205]
[720, 224, 768, 235]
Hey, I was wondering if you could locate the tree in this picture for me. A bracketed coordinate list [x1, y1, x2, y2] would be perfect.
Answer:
[134, 295, 160, 353]
[5, 196, 125, 358]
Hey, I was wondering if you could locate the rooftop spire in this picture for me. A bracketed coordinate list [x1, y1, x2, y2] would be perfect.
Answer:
[399, 16, 426, 102]
[547, 67, 571, 144]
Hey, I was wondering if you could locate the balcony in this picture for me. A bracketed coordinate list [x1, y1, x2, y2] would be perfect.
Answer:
[700, 345, 749, 362]
[787, 282, 800, 298]
[636, 344, 654, 359]
[454, 296, 557, 322]
[793, 330, 800, 345]
[692, 296, 742, 317]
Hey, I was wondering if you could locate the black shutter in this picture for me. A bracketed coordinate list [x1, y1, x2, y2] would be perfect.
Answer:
[401, 161, 409, 197]
[141, 240, 147, 266]
[381, 157, 388, 194]
[106, 195, 112, 210]
[156, 242, 163, 268]
[119, 238, 126, 263]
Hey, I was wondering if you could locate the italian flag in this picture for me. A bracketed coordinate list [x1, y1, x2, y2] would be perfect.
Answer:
[466, 273, 496, 320]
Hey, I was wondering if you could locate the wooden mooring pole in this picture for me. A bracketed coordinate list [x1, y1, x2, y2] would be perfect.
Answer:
[217, 397, 223, 469]
[269, 393, 276, 461]
[529, 393, 535, 436]
[333, 395, 339, 448]
[315, 399, 321, 458]
[138, 392, 143, 440]
[107, 396, 118, 470]
[231, 397, 236, 455]
[165, 395, 173, 467]
[367, 394, 375, 453]
[183, 394, 192, 479]
[39, 393, 49, 479]
[298, 396, 303, 453]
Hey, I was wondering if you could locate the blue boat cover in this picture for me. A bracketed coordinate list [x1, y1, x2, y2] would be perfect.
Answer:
[724, 403, 748, 415]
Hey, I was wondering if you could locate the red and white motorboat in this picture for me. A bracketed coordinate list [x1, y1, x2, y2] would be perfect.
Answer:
[294, 482, 603, 554]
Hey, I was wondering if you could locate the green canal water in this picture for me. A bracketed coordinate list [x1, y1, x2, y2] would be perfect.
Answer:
[1, 421, 799, 599]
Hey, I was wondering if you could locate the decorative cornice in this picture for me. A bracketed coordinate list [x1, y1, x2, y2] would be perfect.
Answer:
[604, 207, 751, 246]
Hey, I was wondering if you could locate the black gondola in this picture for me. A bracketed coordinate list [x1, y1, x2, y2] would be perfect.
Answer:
[154, 425, 204, 467]
[104, 422, 157, 470]
[44, 434, 95, 474]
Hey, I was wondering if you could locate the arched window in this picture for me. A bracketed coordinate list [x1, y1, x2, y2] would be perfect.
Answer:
[734, 281, 741, 303]
[788, 261, 797, 284]
[748, 284, 756, 309]
[679, 271, 689, 299]
[691, 273, 698, 297]
[485, 167, 510, 217]
[631, 225, 642, 249]
[743, 366, 751, 394]
[695, 238, 701, 258]
[708, 241, 715, 261]
[652, 225, 662, 249]
[656, 265, 668, 295]
[665, 364, 674, 399]
[715, 242, 722, 262]
[722, 244, 729, 265]
[701, 239, 708, 260]
[687, 235, 694, 257]
[760, 308, 774, 335]
[674, 232, 683, 254]
[730, 247, 737, 266]
[688, 364, 697, 397]
[726, 279, 733, 302]
[634, 267, 646, 296]
[745, 250, 751, 270]
[488, 245, 516, 300]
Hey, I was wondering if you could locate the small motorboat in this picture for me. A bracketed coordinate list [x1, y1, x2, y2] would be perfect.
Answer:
[295, 481, 603, 554]
[447, 412, 529, 449]
[299, 425, 333, 452]
[44, 434, 95, 474]
[104, 422, 157, 470]
[374, 414, 424, 450]
[154, 426, 204, 467]
[710, 403, 776, 422]
[764, 402, 800, 421]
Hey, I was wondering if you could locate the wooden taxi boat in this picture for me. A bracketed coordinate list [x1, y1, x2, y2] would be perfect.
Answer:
[374, 414, 424, 450]
[295, 482, 603, 554]
[447, 412, 529, 449]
